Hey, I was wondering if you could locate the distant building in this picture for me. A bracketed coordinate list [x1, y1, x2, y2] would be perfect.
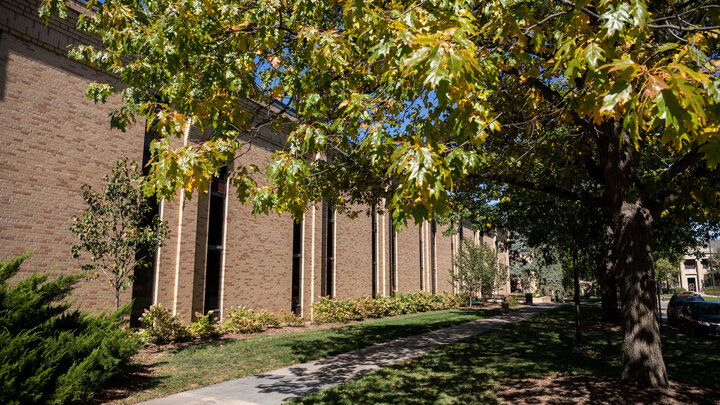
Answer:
[679, 240, 720, 293]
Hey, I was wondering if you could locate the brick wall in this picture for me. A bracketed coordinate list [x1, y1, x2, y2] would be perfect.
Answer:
[0, 0, 145, 312]
[435, 223, 454, 293]
[395, 221, 422, 294]
[334, 209, 373, 299]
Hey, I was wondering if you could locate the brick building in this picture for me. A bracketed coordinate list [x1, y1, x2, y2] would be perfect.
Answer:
[0, 0, 510, 323]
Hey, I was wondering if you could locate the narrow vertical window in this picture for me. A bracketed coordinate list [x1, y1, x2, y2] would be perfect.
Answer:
[389, 219, 397, 296]
[371, 206, 377, 298]
[325, 206, 335, 297]
[431, 220, 437, 294]
[204, 167, 226, 313]
[419, 225, 424, 291]
[291, 221, 303, 315]
[131, 123, 161, 326]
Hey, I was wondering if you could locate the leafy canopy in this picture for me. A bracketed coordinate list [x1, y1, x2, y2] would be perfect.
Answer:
[40, 0, 720, 224]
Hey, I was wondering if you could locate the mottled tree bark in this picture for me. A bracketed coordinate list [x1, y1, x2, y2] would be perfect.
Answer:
[597, 126, 668, 388]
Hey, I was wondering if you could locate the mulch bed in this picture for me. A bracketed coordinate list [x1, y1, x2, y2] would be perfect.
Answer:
[496, 375, 720, 405]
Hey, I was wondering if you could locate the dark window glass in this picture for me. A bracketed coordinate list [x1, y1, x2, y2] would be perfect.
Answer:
[204, 249, 222, 312]
[131, 123, 161, 326]
[204, 168, 226, 313]
[430, 220, 437, 294]
[389, 218, 396, 296]
[325, 207, 335, 297]
[371, 206, 377, 298]
[685, 260, 697, 269]
[292, 221, 302, 315]
[419, 226, 424, 290]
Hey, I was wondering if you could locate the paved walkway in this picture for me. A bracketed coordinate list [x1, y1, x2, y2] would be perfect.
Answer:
[143, 303, 558, 405]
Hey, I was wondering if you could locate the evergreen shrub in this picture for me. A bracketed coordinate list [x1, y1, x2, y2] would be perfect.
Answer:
[0, 253, 141, 404]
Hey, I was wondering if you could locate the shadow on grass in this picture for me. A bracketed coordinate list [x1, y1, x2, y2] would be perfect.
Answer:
[293, 305, 720, 404]
[94, 307, 508, 403]
[284, 308, 509, 362]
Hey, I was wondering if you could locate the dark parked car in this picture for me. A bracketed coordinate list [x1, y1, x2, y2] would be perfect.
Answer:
[667, 293, 704, 326]
[677, 301, 720, 338]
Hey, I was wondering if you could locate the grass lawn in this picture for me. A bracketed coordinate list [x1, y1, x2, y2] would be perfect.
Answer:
[292, 305, 720, 404]
[109, 307, 511, 403]
[704, 296, 720, 302]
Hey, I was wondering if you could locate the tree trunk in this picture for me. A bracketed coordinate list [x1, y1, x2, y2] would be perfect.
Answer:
[598, 244, 621, 323]
[115, 289, 120, 311]
[597, 126, 668, 388]
[572, 218, 583, 349]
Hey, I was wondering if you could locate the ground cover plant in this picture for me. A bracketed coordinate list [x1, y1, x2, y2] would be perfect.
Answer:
[291, 305, 720, 404]
[104, 307, 509, 403]
[0, 253, 141, 404]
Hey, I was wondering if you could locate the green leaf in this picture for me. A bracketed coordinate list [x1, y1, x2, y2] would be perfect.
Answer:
[601, 3, 631, 36]
[700, 138, 720, 169]
[584, 43, 604, 69]
[600, 82, 632, 113]
[630, 0, 648, 27]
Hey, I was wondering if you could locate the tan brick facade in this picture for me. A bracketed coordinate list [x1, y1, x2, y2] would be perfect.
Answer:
[1, 0, 511, 322]
[0, 0, 144, 311]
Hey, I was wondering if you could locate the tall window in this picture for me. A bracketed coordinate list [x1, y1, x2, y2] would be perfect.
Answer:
[130, 124, 161, 326]
[389, 219, 397, 296]
[291, 221, 303, 315]
[371, 206, 377, 298]
[204, 167, 227, 313]
[419, 225, 424, 290]
[324, 206, 335, 297]
[430, 220, 437, 294]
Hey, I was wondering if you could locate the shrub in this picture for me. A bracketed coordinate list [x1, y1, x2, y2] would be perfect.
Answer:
[189, 311, 220, 339]
[502, 295, 519, 309]
[674, 287, 687, 293]
[138, 305, 191, 344]
[705, 286, 720, 296]
[222, 307, 280, 333]
[0, 253, 142, 404]
[311, 292, 466, 323]
[276, 310, 305, 327]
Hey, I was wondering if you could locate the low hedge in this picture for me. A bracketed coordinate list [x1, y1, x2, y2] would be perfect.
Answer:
[311, 292, 467, 324]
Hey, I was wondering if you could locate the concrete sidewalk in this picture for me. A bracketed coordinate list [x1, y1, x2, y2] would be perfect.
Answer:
[142, 303, 558, 405]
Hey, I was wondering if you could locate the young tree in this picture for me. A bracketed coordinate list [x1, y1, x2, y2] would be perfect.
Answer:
[451, 239, 507, 307]
[42, 0, 720, 387]
[71, 160, 169, 310]
[654, 257, 680, 289]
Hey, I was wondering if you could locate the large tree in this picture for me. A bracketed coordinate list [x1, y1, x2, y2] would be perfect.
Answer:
[43, 0, 720, 387]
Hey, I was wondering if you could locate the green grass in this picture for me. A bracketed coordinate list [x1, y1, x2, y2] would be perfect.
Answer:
[292, 305, 720, 404]
[704, 296, 720, 302]
[112, 307, 511, 403]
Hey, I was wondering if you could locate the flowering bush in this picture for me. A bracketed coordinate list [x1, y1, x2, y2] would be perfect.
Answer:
[222, 307, 275, 333]
[502, 296, 519, 309]
[276, 310, 305, 327]
[189, 311, 220, 339]
[138, 304, 191, 344]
